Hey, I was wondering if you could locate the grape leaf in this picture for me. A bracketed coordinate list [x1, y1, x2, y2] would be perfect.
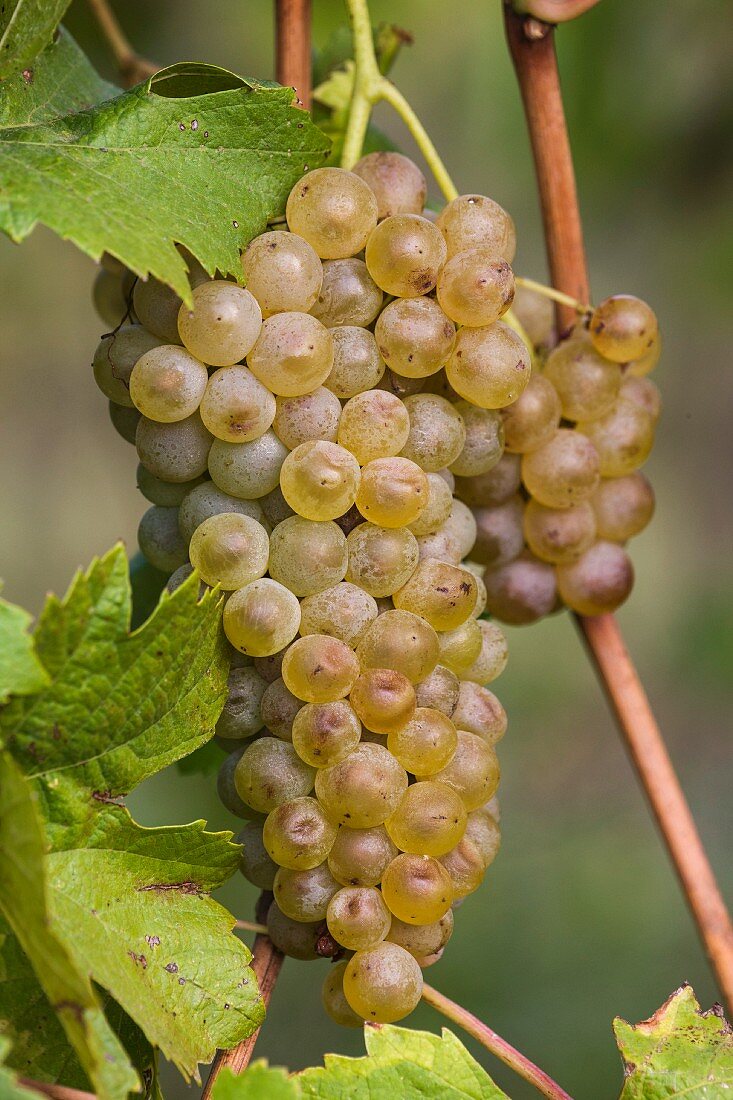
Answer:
[614, 984, 733, 1098]
[212, 1063, 299, 1100]
[0, 1, 71, 79]
[0, 27, 118, 128]
[0, 751, 139, 1100]
[0, 594, 48, 705]
[0, 544, 229, 844]
[0, 1036, 45, 1100]
[0, 46, 332, 301]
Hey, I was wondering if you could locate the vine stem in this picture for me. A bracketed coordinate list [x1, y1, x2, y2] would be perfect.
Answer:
[341, 0, 458, 200]
[503, 5, 733, 1015]
[234, 919, 269, 934]
[275, 0, 312, 108]
[18, 1082, 94, 1100]
[422, 984, 574, 1100]
[514, 275, 590, 315]
[85, 0, 158, 88]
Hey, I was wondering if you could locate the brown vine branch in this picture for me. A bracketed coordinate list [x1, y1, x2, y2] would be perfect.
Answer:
[275, 0, 312, 109]
[503, 4, 733, 1017]
[86, 0, 159, 88]
[18, 1081, 94, 1100]
[511, 0, 603, 24]
[422, 984, 574, 1100]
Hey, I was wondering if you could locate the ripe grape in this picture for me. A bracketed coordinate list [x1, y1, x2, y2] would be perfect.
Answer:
[577, 398, 655, 478]
[521, 428, 600, 509]
[137, 505, 188, 572]
[365, 214, 447, 298]
[266, 901, 320, 960]
[177, 282, 262, 366]
[272, 387, 342, 449]
[436, 194, 516, 261]
[298, 582, 378, 648]
[618, 375, 662, 424]
[355, 457, 427, 529]
[472, 496, 525, 569]
[286, 167, 378, 259]
[386, 781, 466, 857]
[500, 374, 561, 454]
[386, 911, 454, 958]
[556, 540, 634, 615]
[223, 578, 301, 656]
[133, 276, 183, 343]
[381, 853, 453, 924]
[451, 681, 507, 743]
[436, 619, 483, 675]
[455, 618, 507, 685]
[269, 516, 347, 596]
[237, 821, 278, 889]
[438, 836, 485, 898]
[338, 389, 411, 465]
[387, 708, 457, 775]
[322, 961, 364, 1027]
[591, 472, 655, 542]
[343, 942, 423, 1023]
[188, 511, 269, 589]
[375, 297, 455, 379]
[260, 677, 302, 741]
[200, 365, 276, 442]
[523, 498, 597, 565]
[178, 481, 265, 543]
[441, 500, 478, 560]
[280, 440, 360, 521]
[454, 452, 521, 508]
[138, 465, 204, 507]
[449, 403, 504, 478]
[310, 258, 383, 328]
[315, 742, 407, 829]
[627, 331, 662, 377]
[345, 522, 419, 597]
[509, 282, 554, 347]
[326, 886, 392, 951]
[291, 701, 362, 767]
[241, 231, 323, 316]
[328, 825, 397, 888]
[353, 152, 427, 219]
[446, 321, 531, 409]
[356, 609, 439, 684]
[208, 431, 289, 499]
[393, 558, 477, 631]
[93, 325, 161, 406]
[216, 666, 267, 740]
[248, 312, 334, 397]
[234, 736, 315, 813]
[282, 635, 360, 703]
[324, 325, 385, 399]
[414, 665, 460, 717]
[464, 807, 501, 868]
[263, 796, 338, 870]
[273, 861, 340, 922]
[407, 473, 453, 538]
[400, 394, 466, 472]
[136, 412, 212, 482]
[426, 730, 500, 811]
[349, 667, 416, 735]
[436, 251, 514, 328]
[589, 295, 658, 363]
[93, 267, 133, 326]
[543, 336, 621, 422]
[483, 551, 558, 625]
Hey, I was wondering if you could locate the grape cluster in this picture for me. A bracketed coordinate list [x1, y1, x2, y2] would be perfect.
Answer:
[459, 285, 660, 624]
[90, 149, 655, 1026]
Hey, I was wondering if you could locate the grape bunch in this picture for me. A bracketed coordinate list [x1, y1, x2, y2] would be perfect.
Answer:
[89, 148, 655, 1026]
[457, 284, 660, 624]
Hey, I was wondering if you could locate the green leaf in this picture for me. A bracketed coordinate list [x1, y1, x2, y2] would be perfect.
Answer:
[0, 1, 71, 79]
[212, 1063, 300, 1100]
[0, 1035, 45, 1100]
[0, 544, 228, 842]
[0, 50, 331, 300]
[0, 594, 48, 705]
[0, 27, 118, 128]
[302, 1024, 510, 1099]
[0, 751, 138, 1100]
[614, 984, 733, 1099]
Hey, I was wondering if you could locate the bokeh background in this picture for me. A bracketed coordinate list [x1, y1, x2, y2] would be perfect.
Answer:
[1, 1, 731, 1096]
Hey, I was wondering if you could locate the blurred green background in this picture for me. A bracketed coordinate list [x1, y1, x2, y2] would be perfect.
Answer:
[1, 1, 731, 1097]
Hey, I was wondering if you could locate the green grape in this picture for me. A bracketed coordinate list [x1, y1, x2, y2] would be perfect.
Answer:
[464, 807, 501, 868]
[92, 268, 132, 326]
[386, 781, 466, 857]
[208, 431, 288, 499]
[188, 512, 269, 589]
[365, 214, 447, 297]
[269, 516, 348, 597]
[400, 394, 466, 472]
[523, 498, 597, 565]
[393, 559, 477, 631]
[436, 251, 514, 328]
[137, 464, 205, 507]
[178, 481, 265, 543]
[627, 330, 662, 377]
[454, 452, 521, 508]
[461, 620, 509, 685]
[273, 861, 340, 922]
[521, 428, 601, 508]
[577, 399, 655, 478]
[286, 167, 378, 259]
[452, 681, 507, 743]
[234, 735, 314, 814]
[129, 345, 207, 422]
[315, 743, 408, 829]
[137, 505, 188, 572]
[386, 911, 454, 958]
[291, 701, 362, 767]
[133, 277, 183, 343]
[223, 578, 301, 656]
[299, 582, 378, 647]
[589, 295, 658, 363]
[263, 796, 338, 870]
[378, 368, 426, 400]
[543, 336, 621, 422]
[446, 321, 531, 409]
[356, 609, 439, 684]
[217, 746, 257, 818]
[387, 707, 457, 775]
[618, 375, 662, 424]
[500, 374, 561, 454]
[449, 403, 504, 479]
[136, 412, 212, 482]
[92, 325, 162, 406]
[199, 365, 276, 442]
[349, 667, 416, 735]
[241, 230, 323, 316]
[345, 523, 419, 598]
[323, 325, 385, 400]
[374, 297, 456, 379]
[414, 665, 459, 717]
[436, 194, 516, 261]
[343, 942, 423, 1023]
[338, 390, 411, 466]
[247, 312, 334, 397]
[237, 820, 278, 889]
[326, 885, 391, 951]
[280, 440, 361, 521]
[511, 283, 555, 348]
[109, 400, 141, 443]
[328, 825, 397, 887]
[381, 853, 453, 924]
[425, 730, 500, 811]
[273, 387, 342, 449]
[177, 281, 261, 366]
[355, 458, 427, 529]
[260, 485, 295, 528]
[436, 619, 482, 676]
[438, 836, 485, 898]
[322, 962, 364, 1027]
[483, 551, 558, 625]
[591, 472, 655, 542]
[407, 473, 453, 538]
[310, 258, 383, 328]
[260, 677, 302, 741]
[266, 901, 320, 960]
[353, 151, 426, 219]
[216, 665, 267, 740]
[556, 539, 634, 615]
[282, 634, 360, 703]
[471, 497, 524, 570]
